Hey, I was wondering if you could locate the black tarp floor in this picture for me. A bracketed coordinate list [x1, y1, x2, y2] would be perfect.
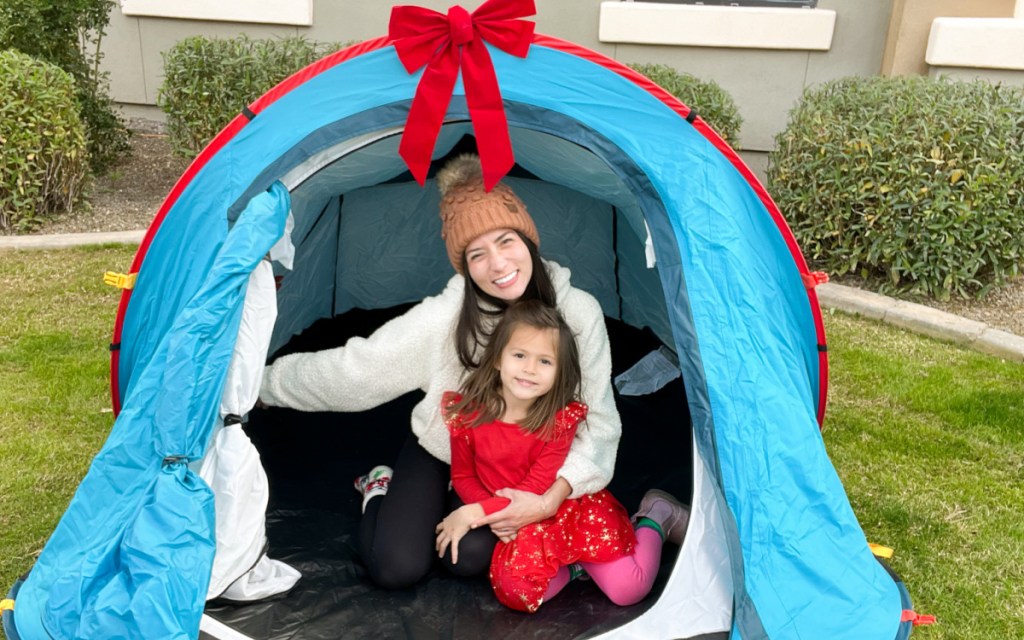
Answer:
[205, 307, 694, 640]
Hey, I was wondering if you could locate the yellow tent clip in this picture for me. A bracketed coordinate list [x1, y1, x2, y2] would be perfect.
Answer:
[1, 597, 13, 611]
[869, 543, 894, 559]
[103, 271, 137, 290]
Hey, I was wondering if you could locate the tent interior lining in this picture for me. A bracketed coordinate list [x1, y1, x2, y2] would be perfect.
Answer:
[218, 306, 700, 640]
[228, 102, 680, 357]
[198, 117, 726, 637]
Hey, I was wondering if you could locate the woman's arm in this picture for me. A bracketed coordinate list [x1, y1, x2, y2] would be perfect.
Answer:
[471, 478, 571, 534]
[259, 292, 451, 412]
[557, 292, 622, 497]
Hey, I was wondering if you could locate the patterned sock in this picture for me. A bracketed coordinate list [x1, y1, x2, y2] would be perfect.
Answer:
[569, 563, 587, 581]
[636, 516, 665, 542]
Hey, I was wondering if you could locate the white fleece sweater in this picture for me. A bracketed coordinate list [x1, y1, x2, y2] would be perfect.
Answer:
[259, 260, 621, 498]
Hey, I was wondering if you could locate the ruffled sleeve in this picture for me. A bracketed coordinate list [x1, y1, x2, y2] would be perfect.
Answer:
[442, 391, 467, 434]
[553, 401, 588, 437]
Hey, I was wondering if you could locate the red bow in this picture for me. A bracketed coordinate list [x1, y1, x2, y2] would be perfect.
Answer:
[389, 0, 535, 191]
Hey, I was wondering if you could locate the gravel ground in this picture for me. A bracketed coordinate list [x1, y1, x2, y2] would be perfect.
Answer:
[828, 274, 1024, 338]
[13, 127, 1024, 338]
[32, 130, 190, 235]
[924, 279, 1024, 337]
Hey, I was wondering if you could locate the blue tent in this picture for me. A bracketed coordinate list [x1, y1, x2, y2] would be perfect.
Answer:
[5, 23, 918, 640]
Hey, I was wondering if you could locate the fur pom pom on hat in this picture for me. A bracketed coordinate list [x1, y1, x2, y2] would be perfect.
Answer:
[437, 154, 539, 273]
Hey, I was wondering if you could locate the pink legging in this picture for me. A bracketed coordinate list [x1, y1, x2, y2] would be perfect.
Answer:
[542, 526, 663, 606]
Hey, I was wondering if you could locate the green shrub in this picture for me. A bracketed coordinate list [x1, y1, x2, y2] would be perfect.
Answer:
[0, 0, 130, 174]
[768, 76, 1024, 299]
[628, 63, 743, 149]
[0, 49, 88, 231]
[158, 35, 343, 157]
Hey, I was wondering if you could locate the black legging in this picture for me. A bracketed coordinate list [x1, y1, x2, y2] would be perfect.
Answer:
[359, 433, 497, 588]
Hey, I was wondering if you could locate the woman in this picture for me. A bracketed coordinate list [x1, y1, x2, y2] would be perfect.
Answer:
[259, 154, 621, 588]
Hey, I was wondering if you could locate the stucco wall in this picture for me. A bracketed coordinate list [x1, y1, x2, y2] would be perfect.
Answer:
[100, 0, 893, 171]
[103, 0, 618, 108]
[601, 0, 892, 155]
[881, 0, 1015, 76]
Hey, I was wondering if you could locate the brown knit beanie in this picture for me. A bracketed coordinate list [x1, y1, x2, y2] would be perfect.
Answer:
[437, 154, 539, 274]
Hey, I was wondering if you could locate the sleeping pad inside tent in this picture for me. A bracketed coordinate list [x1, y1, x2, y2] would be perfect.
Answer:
[3, 22, 921, 640]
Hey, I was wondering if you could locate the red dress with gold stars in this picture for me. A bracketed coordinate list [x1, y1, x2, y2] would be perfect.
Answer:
[444, 392, 636, 613]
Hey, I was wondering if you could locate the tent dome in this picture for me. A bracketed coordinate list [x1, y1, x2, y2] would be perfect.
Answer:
[6, 25, 916, 640]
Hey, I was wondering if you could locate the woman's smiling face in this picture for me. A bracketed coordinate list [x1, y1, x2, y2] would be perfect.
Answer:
[464, 228, 533, 302]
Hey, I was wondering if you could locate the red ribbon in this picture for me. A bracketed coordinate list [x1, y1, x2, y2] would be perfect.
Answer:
[389, 0, 536, 191]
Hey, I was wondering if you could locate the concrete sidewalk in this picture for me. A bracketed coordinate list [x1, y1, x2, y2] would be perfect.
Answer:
[3, 229, 1022, 362]
[0, 229, 145, 250]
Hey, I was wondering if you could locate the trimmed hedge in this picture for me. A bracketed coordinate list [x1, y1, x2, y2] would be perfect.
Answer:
[768, 76, 1024, 299]
[158, 35, 343, 157]
[159, 48, 743, 158]
[0, 49, 88, 232]
[627, 63, 743, 149]
[0, 0, 130, 175]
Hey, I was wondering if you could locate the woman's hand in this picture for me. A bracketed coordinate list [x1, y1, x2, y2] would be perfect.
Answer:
[471, 478, 572, 536]
[435, 503, 484, 564]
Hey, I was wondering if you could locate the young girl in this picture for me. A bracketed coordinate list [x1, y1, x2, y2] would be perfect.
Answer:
[436, 300, 689, 613]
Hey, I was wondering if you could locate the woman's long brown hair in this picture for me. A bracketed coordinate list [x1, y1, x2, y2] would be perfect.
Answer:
[447, 300, 582, 440]
[454, 231, 556, 370]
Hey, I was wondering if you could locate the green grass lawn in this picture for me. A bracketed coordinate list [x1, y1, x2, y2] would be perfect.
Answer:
[1, 246, 1022, 639]
[0, 245, 129, 621]
[822, 310, 1024, 639]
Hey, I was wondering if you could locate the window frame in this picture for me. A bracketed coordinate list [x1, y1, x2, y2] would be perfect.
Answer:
[119, 0, 313, 26]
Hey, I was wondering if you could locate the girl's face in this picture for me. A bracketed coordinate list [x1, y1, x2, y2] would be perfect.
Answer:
[497, 324, 558, 419]
[464, 228, 533, 302]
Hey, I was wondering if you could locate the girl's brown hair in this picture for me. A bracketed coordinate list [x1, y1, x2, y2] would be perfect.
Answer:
[447, 299, 581, 440]
[454, 231, 556, 370]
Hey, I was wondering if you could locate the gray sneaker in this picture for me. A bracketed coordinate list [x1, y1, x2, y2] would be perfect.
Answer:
[633, 489, 690, 544]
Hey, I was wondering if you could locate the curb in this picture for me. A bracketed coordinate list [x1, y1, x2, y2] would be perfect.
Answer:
[2, 231, 1022, 362]
[817, 283, 1024, 363]
[0, 230, 145, 250]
